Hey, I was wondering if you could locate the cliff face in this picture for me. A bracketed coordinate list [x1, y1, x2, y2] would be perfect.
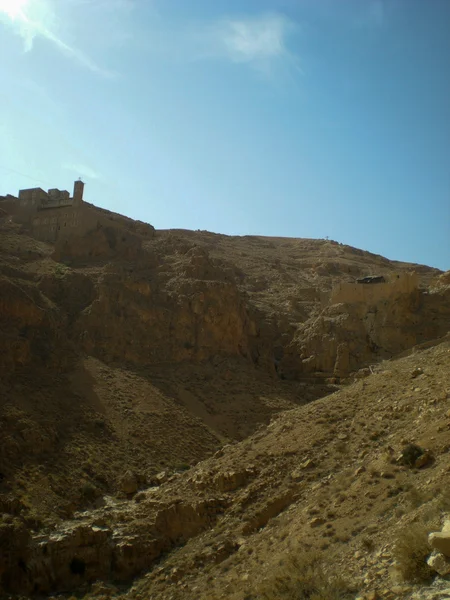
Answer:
[1, 218, 446, 381]
[0, 216, 448, 538]
[282, 283, 450, 380]
[76, 248, 260, 368]
[0, 273, 70, 375]
[0, 227, 264, 377]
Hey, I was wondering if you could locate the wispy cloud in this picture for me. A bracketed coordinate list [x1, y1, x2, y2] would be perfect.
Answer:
[63, 162, 101, 180]
[194, 13, 300, 77]
[145, 12, 300, 78]
[0, 0, 114, 76]
[209, 14, 297, 67]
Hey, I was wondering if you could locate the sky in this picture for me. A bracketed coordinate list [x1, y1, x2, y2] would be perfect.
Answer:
[0, 0, 449, 270]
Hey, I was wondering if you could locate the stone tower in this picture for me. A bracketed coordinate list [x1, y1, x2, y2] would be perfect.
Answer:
[73, 179, 84, 206]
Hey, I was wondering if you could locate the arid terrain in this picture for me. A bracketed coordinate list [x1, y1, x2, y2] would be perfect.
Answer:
[0, 208, 449, 599]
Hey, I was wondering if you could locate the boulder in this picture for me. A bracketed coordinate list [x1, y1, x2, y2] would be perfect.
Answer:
[429, 531, 450, 558]
[151, 471, 169, 487]
[427, 550, 450, 576]
[118, 471, 138, 495]
[414, 450, 433, 468]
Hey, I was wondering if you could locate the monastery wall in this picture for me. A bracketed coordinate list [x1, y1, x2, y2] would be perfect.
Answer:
[330, 272, 418, 305]
[31, 205, 101, 243]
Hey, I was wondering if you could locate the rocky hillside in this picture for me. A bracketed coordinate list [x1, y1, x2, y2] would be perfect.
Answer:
[0, 211, 449, 598]
[2, 336, 450, 598]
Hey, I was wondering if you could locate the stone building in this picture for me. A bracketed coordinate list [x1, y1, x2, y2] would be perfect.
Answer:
[10, 180, 92, 243]
[0, 180, 155, 248]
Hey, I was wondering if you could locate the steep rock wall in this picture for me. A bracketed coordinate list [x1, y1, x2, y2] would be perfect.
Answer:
[282, 286, 450, 380]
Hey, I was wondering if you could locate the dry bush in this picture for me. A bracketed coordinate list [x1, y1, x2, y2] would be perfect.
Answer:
[361, 536, 375, 552]
[258, 550, 353, 600]
[393, 522, 436, 582]
[436, 485, 450, 512]
[404, 485, 433, 509]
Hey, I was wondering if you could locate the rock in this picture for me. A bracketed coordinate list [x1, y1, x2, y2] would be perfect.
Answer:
[429, 531, 450, 558]
[214, 468, 254, 493]
[411, 367, 423, 378]
[427, 550, 450, 575]
[152, 471, 169, 486]
[309, 517, 325, 528]
[118, 471, 138, 495]
[414, 450, 433, 468]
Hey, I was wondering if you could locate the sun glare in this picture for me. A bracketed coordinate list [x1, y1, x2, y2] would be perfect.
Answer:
[0, 0, 29, 19]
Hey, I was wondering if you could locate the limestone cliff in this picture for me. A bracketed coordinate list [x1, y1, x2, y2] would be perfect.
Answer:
[282, 280, 450, 380]
[0, 216, 448, 562]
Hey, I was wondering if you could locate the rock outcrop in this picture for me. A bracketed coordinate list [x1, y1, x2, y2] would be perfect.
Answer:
[1, 493, 228, 594]
[0, 273, 70, 376]
[428, 520, 450, 577]
[282, 282, 450, 380]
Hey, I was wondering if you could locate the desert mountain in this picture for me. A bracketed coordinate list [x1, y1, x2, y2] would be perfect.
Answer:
[0, 206, 449, 599]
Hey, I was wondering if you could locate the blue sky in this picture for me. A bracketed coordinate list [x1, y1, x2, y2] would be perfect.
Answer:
[0, 0, 449, 270]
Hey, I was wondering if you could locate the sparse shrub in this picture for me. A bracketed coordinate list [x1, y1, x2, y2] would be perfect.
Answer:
[54, 263, 69, 278]
[393, 522, 436, 582]
[405, 485, 432, 509]
[80, 482, 100, 503]
[23, 509, 44, 530]
[361, 536, 375, 552]
[398, 443, 424, 467]
[258, 550, 353, 600]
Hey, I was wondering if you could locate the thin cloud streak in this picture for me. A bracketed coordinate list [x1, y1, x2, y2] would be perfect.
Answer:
[63, 163, 101, 180]
[0, 0, 114, 76]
